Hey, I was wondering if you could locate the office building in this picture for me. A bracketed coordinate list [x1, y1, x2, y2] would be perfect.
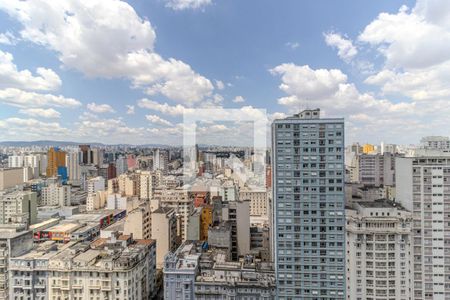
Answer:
[272, 109, 346, 299]
[346, 200, 412, 300]
[358, 152, 395, 186]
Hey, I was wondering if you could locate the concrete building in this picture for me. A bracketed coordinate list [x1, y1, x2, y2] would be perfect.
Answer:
[152, 187, 193, 241]
[0, 168, 24, 190]
[239, 188, 269, 218]
[86, 177, 106, 211]
[272, 109, 346, 299]
[138, 170, 156, 200]
[358, 152, 395, 186]
[0, 190, 37, 226]
[0, 228, 33, 300]
[105, 193, 127, 210]
[115, 156, 128, 175]
[8, 154, 46, 177]
[46, 147, 66, 178]
[396, 149, 450, 300]
[208, 221, 232, 259]
[40, 183, 71, 206]
[164, 241, 276, 300]
[123, 202, 151, 240]
[66, 151, 81, 183]
[420, 136, 450, 150]
[8, 233, 157, 300]
[151, 207, 178, 269]
[346, 200, 412, 300]
[222, 200, 250, 260]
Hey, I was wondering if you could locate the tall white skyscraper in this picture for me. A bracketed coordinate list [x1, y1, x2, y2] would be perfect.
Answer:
[66, 151, 81, 182]
[272, 109, 346, 299]
[396, 149, 450, 300]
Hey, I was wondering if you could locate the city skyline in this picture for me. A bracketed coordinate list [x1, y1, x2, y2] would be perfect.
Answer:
[2, 0, 449, 145]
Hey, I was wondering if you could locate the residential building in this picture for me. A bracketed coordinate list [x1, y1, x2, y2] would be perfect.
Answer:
[123, 202, 151, 240]
[272, 109, 346, 299]
[420, 136, 450, 150]
[8, 233, 157, 300]
[40, 182, 71, 206]
[221, 200, 250, 260]
[164, 241, 276, 300]
[86, 177, 106, 211]
[151, 207, 178, 269]
[396, 149, 450, 300]
[346, 200, 412, 300]
[0, 228, 33, 300]
[0, 168, 23, 190]
[66, 151, 81, 182]
[358, 152, 396, 186]
[239, 188, 269, 218]
[0, 190, 37, 226]
[46, 147, 66, 178]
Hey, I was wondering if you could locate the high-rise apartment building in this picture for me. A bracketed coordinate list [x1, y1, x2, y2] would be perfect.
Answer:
[0, 190, 37, 226]
[66, 151, 81, 182]
[272, 109, 346, 299]
[41, 182, 71, 206]
[346, 200, 412, 300]
[46, 147, 66, 177]
[396, 149, 450, 300]
[358, 152, 396, 186]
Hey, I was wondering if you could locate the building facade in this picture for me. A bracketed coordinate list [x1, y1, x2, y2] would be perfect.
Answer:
[396, 149, 450, 300]
[346, 200, 412, 300]
[272, 109, 346, 299]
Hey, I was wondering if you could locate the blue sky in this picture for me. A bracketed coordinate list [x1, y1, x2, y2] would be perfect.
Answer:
[1, 0, 449, 145]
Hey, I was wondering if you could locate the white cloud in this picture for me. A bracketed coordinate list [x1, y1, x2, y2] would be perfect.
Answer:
[137, 98, 191, 116]
[0, 50, 61, 91]
[126, 105, 135, 115]
[0, 32, 18, 45]
[0, 0, 214, 104]
[87, 102, 115, 113]
[285, 42, 300, 50]
[270, 64, 347, 101]
[0, 117, 70, 140]
[164, 0, 212, 11]
[145, 114, 173, 126]
[0, 88, 81, 108]
[324, 32, 358, 62]
[19, 108, 61, 118]
[215, 80, 225, 90]
[232, 95, 245, 103]
[358, 0, 450, 102]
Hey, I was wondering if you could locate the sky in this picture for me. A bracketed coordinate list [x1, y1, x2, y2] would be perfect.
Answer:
[0, 0, 449, 146]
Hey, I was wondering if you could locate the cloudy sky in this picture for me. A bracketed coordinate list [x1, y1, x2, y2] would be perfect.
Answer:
[0, 0, 449, 145]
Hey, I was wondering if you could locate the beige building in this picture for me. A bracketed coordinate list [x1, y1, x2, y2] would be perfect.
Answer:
[41, 182, 71, 206]
[123, 202, 151, 240]
[86, 177, 106, 211]
[346, 200, 412, 300]
[0, 190, 37, 226]
[8, 233, 157, 300]
[0, 168, 24, 191]
[152, 187, 193, 241]
[151, 206, 178, 269]
[239, 188, 269, 218]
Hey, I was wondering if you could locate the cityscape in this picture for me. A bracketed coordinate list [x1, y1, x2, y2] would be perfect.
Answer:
[1, 1, 450, 300]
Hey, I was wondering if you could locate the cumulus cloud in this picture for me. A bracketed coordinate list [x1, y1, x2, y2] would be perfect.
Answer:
[87, 102, 115, 113]
[0, 88, 81, 108]
[164, 0, 212, 11]
[232, 95, 245, 103]
[137, 98, 191, 116]
[285, 42, 300, 50]
[0, 32, 18, 45]
[126, 105, 135, 115]
[0, 117, 70, 140]
[19, 108, 61, 118]
[0, 0, 214, 104]
[215, 80, 225, 90]
[145, 114, 173, 126]
[324, 32, 358, 62]
[358, 1, 450, 102]
[0, 50, 61, 91]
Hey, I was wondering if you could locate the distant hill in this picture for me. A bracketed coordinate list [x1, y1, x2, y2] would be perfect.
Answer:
[0, 140, 105, 147]
[0, 140, 172, 148]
